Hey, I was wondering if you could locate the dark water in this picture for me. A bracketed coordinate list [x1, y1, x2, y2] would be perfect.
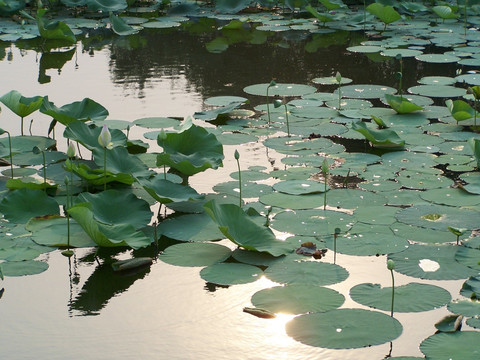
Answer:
[0, 22, 463, 359]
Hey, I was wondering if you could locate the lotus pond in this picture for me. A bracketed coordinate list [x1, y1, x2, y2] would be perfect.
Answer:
[1, 1, 480, 359]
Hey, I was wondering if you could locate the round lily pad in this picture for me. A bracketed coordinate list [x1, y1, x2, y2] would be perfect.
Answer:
[418, 76, 456, 86]
[395, 204, 480, 231]
[350, 282, 451, 312]
[157, 213, 224, 242]
[159, 242, 232, 267]
[204, 96, 248, 106]
[324, 232, 409, 256]
[447, 299, 480, 317]
[354, 205, 399, 225]
[271, 209, 356, 237]
[420, 331, 480, 359]
[0, 260, 49, 276]
[381, 48, 423, 57]
[272, 180, 327, 195]
[133, 117, 179, 129]
[286, 309, 402, 349]
[213, 181, 273, 198]
[347, 45, 384, 53]
[231, 248, 282, 267]
[455, 245, 480, 271]
[199, 262, 262, 285]
[407, 85, 466, 97]
[312, 76, 353, 85]
[265, 259, 348, 286]
[416, 53, 460, 63]
[243, 83, 316, 97]
[0, 246, 40, 261]
[327, 189, 387, 209]
[390, 223, 452, 244]
[388, 244, 477, 280]
[336, 84, 397, 99]
[259, 192, 325, 210]
[420, 188, 480, 207]
[251, 284, 344, 314]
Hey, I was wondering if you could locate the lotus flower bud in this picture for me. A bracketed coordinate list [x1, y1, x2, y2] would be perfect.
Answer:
[273, 99, 282, 108]
[335, 71, 342, 83]
[98, 125, 112, 149]
[67, 142, 76, 158]
[234, 149, 240, 160]
[387, 259, 395, 271]
[159, 128, 167, 141]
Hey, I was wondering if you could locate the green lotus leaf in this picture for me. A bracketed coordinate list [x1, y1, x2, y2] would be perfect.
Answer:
[36, 9, 76, 43]
[271, 209, 355, 237]
[0, 136, 55, 158]
[469, 138, 480, 168]
[77, 190, 152, 230]
[213, 180, 273, 198]
[389, 223, 452, 244]
[203, 200, 291, 257]
[432, 5, 459, 20]
[435, 314, 463, 333]
[26, 215, 96, 247]
[0, 260, 48, 277]
[455, 245, 480, 271]
[199, 263, 262, 285]
[92, 146, 151, 178]
[259, 192, 326, 210]
[85, 0, 127, 12]
[352, 121, 405, 148]
[408, 85, 466, 97]
[388, 244, 477, 280]
[140, 176, 203, 204]
[42, 97, 108, 126]
[286, 309, 402, 349]
[448, 299, 480, 317]
[0, 246, 41, 261]
[231, 248, 283, 267]
[251, 284, 344, 315]
[305, 6, 334, 24]
[159, 242, 232, 267]
[109, 12, 140, 36]
[460, 275, 480, 298]
[63, 159, 134, 186]
[272, 179, 327, 195]
[194, 101, 243, 121]
[445, 99, 475, 122]
[133, 117, 179, 129]
[64, 121, 126, 152]
[265, 258, 348, 286]
[243, 83, 316, 97]
[420, 188, 480, 207]
[350, 282, 451, 312]
[420, 332, 480, 359]
[395, 204, 480, 231]
[0, 90, 43, 118]
[5, 178, 57, 192]
[205, 96, 248, 106]
[156, 122, 224, 177]
[67, 202, 151, 249]
[385, 94, 423, 114]
[347, 45, 384, 54]
[157, 213, 224, 242]
[0, 188, 59, 223]
[367, 3, 401, 25]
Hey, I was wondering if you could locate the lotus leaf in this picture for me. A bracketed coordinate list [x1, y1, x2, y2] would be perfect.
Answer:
[36, 9, 76, 43]
[455, 245, 480, 271]
[203, 200, 291, 257]
[350, 282, 451, 312]
[243, 83, 316, 97]
[286, 309, 402, 349]
[251, 284, 344, 315]
[385, 94, 423, 114]
[0, 189, 59, 223]
[156, 122, 224, 178]
[388, 244, 477, 280]
[352, 121, 405, 148]
[140, 177, 203, 204]
[157, 213, 224, 242]
[0, 260, 48, 277]
[213, 181, 272, 198]
[0, 90, 43, 118]
[199, 263, 262, 285]
[160, 242, 231, 267]
[460, 275, 480, 299]
[42, 97, 108, 126]
[194, 101, 243, 121]
[92, 146, 151, 178]
[67, 203, 151, 249]
[420, 332, 480, 359]
[109, 13, 140, 36]
[86, 0, 127, 12]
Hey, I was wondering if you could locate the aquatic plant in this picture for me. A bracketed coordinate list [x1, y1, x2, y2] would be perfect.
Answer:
[0, 128, 13, 179]
[0, 90, 43, 136]
[61, 176, 74, 258]
[234, 149, 242, 207]
[273, 99, 290, 137]
[448, 226, 466, 245]
[266, 80, 276, 125]
[97, 124, 112, 191]
[446, 99, 476, 124]
[366, 2, 401, 32]
[32, 146, 47, 192]
[322, 157, 329, 210]
[387, 259, 395, 317]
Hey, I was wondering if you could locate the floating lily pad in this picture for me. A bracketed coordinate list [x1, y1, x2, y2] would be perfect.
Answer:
[354, 205, 399, 225]
[243, 83, 316, 97]
[395, 204, 480, 231]
[381, 48, 423, 58]
[408, 85, 466, 98]
[251, 284, 344, 315]
[390, 223, 452, 244]
[418, 76, 456, 86]
[286, 309, 402, 349]
[205, 96, 248, 106]
[416, 53, 460, 63]
[388, 244, 477, 280]
[327, 189, 387, 209]
[350, 282, 451, 312]
[213, 181, 273, 198]
[259, 192, 325, 210]
[420, 188, 480, 207]
[460, 275, 480, 299]
[0, 260, 49, 277]
[271, 209, 355, 237]
[324, 231, 408, 256]
[272, 180, 327, 195]
[0, 246, 41, 261]
[265, 259, 348, 286]
[160, 242, 232, 267]
[157, 213, 224, 242]
[336, 84, 396, 99]
[133, 117, 179, 129]
[199, 262, 262, 285]
[231, 248, 282, 267]
[448, 299, 480, 317]
[455, 245, 480, 271]
[420, 332, 480, 359]
[346, 45, 384, 53]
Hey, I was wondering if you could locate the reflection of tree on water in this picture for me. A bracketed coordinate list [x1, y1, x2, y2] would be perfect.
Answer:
[69, 248, 151, 316]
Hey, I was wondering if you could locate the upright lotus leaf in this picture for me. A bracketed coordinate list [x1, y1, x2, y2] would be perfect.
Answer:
[215, 0, 250, 14]
[67, 202, 151, 249]
[305, 5, 334, 25]
[92, 146, 151, 178]
[432, 5, 460, 20]
[385, 94, 423, 114]
[366, 3, 401, 29]
[445, 99, 475, 122]
[194, 101, 244, 121]
[0, 188, 59, 223]
[109, 12, 140, 36]
[203, 200, 291, 257]
[0, 90, 43, 118]
[352, 121, 405, 149]
[63, 158, 135, 186]
[468, 138, 480, 168]
[86, 0, 127, 12]
[319, 0, 345, 10]
[156, 121, 224, 178]
[41, 97, 109, 126]
[36, 9, 76, 43]
[139, 176, 204, 204]
[0, 136, 55, 158]
[64, 121, 125, 151]
[77, 190, 152, 230]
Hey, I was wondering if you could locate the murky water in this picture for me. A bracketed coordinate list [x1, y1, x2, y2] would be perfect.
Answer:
[0, 23, 467, 359]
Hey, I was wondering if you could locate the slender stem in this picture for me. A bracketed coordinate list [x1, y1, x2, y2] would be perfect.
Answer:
[284, 104, 290, 137]
[103, 147, 107, 191]
[236, 157, 242, 208]
[333, 233, 337, 265]
[6, 131, 13, 179]
[21, 116, 24, 136]
[390, 269, 395, 317]
[42, 151, 46, 193]
[266, 87, 271, 125]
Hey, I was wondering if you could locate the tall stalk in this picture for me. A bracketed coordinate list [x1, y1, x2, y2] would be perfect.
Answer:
[234, 149, 242, 208]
